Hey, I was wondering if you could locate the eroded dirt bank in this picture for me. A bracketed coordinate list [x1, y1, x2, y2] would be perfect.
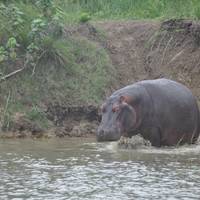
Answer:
[4, 19, 200, 138]
[96, 19, 200, 99]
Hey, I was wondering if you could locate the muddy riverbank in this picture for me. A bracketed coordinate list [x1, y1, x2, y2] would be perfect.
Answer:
[1, 19, 200, 138]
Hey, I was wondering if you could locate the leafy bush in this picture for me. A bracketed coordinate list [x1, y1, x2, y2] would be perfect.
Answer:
[0, 37, 18, 63]
[0, 0, 66, 75]
[0, 46, 7, 63]
[79, 12, 91, 23]
[0, 3, 24, 38]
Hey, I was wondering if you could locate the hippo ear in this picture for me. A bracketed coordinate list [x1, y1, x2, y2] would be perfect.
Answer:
[100, 103, 107, 113]
[119, 95, 132, 104]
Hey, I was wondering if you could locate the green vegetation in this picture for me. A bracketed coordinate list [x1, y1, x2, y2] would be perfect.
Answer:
[0, 0, 113, 131]
[1, 0, 200, 131]
[79, 12, 91, 23]
[59, 0, 200, 21]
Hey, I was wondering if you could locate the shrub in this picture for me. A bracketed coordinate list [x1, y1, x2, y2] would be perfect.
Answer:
[79, 12, 91, 23]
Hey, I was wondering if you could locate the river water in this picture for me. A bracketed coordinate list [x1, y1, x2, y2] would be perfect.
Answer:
[0, 138, 200, 200]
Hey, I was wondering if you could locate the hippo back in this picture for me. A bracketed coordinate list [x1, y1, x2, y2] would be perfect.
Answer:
[136, 79, 200, 145]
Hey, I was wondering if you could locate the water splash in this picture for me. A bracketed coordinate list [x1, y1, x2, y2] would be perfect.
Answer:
[113, 135, 200, 155]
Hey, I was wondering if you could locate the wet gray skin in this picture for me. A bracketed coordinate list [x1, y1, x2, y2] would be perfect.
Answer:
[97, 94, 137, 142]
[97, 78, 200, 147]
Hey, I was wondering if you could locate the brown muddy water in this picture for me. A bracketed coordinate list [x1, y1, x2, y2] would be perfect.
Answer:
[0, 138, 200, 200]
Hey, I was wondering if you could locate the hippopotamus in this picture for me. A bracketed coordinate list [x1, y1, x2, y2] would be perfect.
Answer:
[97, 78, 200, 147]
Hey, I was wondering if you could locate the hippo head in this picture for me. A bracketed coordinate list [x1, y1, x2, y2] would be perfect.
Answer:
[97, 95, 137, 142]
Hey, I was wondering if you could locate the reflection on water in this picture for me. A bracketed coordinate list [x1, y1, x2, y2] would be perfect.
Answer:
[0, 138, 200, 199]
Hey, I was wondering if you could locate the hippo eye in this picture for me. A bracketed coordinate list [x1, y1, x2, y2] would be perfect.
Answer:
[112, 104, 120, 112]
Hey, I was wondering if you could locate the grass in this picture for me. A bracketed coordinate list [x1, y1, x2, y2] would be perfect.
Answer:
[58, 0, 200, 21]
[0, 34, 114, 130]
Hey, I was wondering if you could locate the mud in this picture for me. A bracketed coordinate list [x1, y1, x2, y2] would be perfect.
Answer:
[1, 113, 45, 138]
[3, 105, 100, 138]
[96, 19, 200, 105]
[3, 19, 200, 139]
[46, 104, 99, 138]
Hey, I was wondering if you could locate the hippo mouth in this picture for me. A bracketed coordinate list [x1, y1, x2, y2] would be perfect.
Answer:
[96, 128, 121, 142]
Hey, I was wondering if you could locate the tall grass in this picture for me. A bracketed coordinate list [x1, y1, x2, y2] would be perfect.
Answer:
[59, 0, 200, 21]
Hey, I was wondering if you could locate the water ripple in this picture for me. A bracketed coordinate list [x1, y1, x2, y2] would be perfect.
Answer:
[0, 139, 200, 199]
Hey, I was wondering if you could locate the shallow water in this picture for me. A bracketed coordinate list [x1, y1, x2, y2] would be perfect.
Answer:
[0, 138, 200, 200]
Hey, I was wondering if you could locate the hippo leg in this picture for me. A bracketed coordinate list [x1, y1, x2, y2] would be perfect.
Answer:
[147, 127, 161, 147]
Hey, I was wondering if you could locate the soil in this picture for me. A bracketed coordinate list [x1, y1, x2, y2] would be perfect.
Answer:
[95, 19, 200, 101]
[4, 19, 200, 138]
